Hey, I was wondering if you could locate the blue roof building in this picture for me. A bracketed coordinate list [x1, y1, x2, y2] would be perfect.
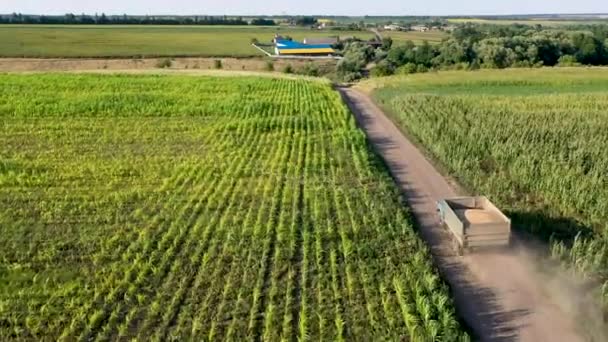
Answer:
[274, 39, 336, 56]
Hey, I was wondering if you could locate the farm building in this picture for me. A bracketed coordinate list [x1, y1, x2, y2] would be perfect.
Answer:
[274, 39, 335, 56]
[384, 24, 406, 31]
[411, 25, 429, 32]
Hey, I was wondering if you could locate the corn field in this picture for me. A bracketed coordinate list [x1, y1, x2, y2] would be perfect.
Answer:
[373, 69, 608, 311]
[0, 74, 468, 341]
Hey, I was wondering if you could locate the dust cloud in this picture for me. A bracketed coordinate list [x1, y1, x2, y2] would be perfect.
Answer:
[513, 239, 608, 342]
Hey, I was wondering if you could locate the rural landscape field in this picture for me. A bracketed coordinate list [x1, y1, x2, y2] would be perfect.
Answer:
[0, 74, 468, 340]
[0, 25, 445, 58]
[370, 68, 608, 307]
[2, 2, 608, 341]
[0, 25, 368, 57]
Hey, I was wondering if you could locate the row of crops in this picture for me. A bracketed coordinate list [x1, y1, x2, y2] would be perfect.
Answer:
[0, 74, 469, 340]
[372, 69, 608, 310]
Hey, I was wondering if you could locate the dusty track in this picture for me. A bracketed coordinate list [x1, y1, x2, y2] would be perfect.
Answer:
[339, 87, 589, 342]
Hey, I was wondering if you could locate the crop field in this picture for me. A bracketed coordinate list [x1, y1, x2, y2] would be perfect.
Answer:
[384, 30, 447, 45]
[0, 25, 374, 58]
[0, 74, 467, 340]
[370, 68, 608, 303]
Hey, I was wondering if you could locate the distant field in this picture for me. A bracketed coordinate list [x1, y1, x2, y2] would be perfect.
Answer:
[447, 18, 608, 26]
[0, 25, 374, 58]
[384, 30, 448, 45]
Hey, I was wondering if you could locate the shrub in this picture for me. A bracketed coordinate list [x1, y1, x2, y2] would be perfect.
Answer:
[468, 60, 481, 70]
[416, 64, 429, 73]
[396, 63, 417, 75]
[265, 60, 275, 71]
[283, 64, 294, 74]
[512, 60, 533, 68]
[214, 60, 223, 69]
[341, 72, 362, 82]
[370, 61, 394, 77]
[300, 63, 319, 77]
[155, 58, 172, 69]
[557, 55, 581, 67]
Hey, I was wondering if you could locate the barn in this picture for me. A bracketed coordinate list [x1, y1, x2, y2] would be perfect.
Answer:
[274, 39, 335, 56]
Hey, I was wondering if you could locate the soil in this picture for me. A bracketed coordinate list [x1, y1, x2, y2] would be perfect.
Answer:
[0, 57, 336, 73]
[457, 209, 500, 225]
[339, 86, 597, 342]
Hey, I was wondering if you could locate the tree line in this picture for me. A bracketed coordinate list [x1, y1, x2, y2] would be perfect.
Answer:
[0, 13, 277, 26]
[337, 23, 608, 80]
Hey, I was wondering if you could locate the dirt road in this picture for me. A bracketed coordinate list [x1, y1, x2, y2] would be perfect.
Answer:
[339, 87, 589, 342]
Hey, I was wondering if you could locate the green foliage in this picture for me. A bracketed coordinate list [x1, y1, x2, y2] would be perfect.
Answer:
[370, 61, 394, 77]
[0, 74, 468, 340]
[396, 63, 418, 75]
[374, 68, 608, 314]
[282, 64, 294, 74]
[416, 64, 429, 73]
[366, 23, 608, 79]
[264, 60, 274, 71]
[299, 63, 320, 77]
[337, 42, 374, 81]
[557, 55, 581, 67]
[381, 37, 394, 51]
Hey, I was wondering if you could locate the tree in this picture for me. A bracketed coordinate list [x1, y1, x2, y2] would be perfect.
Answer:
[294, 17, 317, 26]
[381, 37, 393, 51]
[99, 13, 108, 24]
[414, 41, 436, 66]
[337, 42, 374, 81]
[474, 39, 517, 68]
[572, 33, 606, 65]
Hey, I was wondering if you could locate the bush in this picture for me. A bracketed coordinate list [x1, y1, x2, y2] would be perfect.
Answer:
[336, 42, 375, 81]
[265, 60, 274, 71]
[300, 63, 319, 77]
[283, 64, 294, 74]
[370, 61, 394, 77]
[396, 63, 417, 75]
[416, 64, 429, 73]
[512, 60, 533, 68]
[468, 60, 481, 70]
[341, 72, 362, 83]
[557, 55, 581, 67]
[214, 60, 223, 69]
[155, 58, 172, 69]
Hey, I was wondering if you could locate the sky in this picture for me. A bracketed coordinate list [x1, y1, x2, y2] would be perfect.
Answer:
[0, 0, 606, 16]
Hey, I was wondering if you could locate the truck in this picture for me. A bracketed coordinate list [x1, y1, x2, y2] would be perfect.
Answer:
[436, 196, 511, 255]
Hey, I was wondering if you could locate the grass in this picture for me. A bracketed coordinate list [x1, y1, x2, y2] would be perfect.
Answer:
[0, 25, 374, 58]
[367, 67, 608, 311]
[384, 30, 448, 45]
[0, 73, 468, 340]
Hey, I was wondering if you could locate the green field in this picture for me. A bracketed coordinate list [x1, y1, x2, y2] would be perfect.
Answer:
[0, 25, 374, 58]
[0, 74, 467, 340]
[447, 18, 608, 26]
[384, 30, 447, 45]
[370, 68, 608, 300]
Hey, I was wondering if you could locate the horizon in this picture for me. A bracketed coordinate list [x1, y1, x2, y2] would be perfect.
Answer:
[1, 0, 606, 17]
[2, 12, 608, 18]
